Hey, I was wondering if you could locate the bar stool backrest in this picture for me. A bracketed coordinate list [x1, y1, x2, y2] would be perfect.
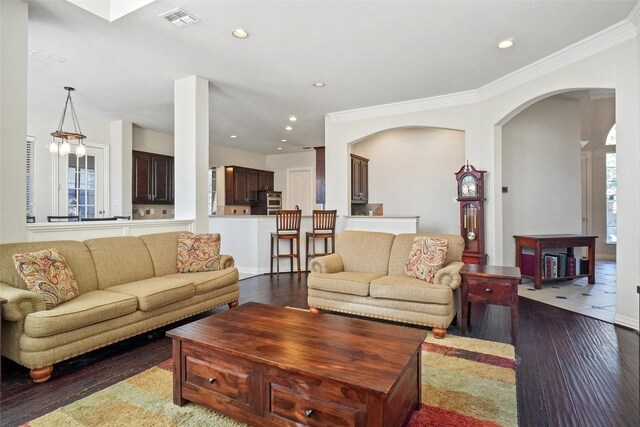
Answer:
[312, 210, 337, 233]
[276, 210, 302, 234]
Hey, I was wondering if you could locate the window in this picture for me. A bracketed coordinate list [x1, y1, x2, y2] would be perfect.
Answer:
[26, 136, 35, 217]
[605, 124, 616, 244]
[53, 142, 107, 218]
[67, 154, 96, 218]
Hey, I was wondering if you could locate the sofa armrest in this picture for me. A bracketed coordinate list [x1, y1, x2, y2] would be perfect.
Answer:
[0, 282, 46, 321]
[309, 253, 344, 274]
[433, 261, 464, 289]
[220, 255, 234, 269]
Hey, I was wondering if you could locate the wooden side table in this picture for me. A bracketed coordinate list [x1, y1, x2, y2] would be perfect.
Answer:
[460, 265, 521, 344]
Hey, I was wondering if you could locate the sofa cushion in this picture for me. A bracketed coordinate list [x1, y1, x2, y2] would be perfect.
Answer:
[335, 231, 396, 274]
[139, 231, 187, 277]
[369, 275, 453, 305]
[164, 267, 239, 295]
[389, 234, 464, 275]
[12, 248, 80, 309]
[105, 277, 195, 312]
[177, 233, 221, 273]
[0, 240, 98, 294]
[308, 272, 384, 296]
[404, 237, 448, 282]
[24, 290, 138, 338]
[84, 236, 155, 289]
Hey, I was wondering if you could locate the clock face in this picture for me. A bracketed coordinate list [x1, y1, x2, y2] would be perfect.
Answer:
[461, 175, 477, 197]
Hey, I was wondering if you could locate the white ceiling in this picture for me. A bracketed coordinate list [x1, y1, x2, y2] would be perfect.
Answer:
[26, 0, 636, 155]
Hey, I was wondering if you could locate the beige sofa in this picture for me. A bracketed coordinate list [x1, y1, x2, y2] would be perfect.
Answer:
[307, 231, 464, 338]
[0, 231, 239, 383]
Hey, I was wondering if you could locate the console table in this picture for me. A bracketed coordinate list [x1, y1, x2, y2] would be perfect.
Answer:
[514, 234, 597, 290]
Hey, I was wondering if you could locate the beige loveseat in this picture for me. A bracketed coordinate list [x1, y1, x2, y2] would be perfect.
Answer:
[0, 231, 239, 383]
[307, 231, 464, 338]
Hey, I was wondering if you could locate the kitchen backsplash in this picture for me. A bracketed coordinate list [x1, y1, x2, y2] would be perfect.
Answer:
[132, 204, 175, 220]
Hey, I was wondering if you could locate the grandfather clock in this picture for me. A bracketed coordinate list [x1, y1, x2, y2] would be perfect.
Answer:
[455, 163, 487, 265]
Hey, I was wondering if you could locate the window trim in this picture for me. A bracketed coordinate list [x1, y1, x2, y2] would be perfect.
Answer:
[26, 135, 36, 218]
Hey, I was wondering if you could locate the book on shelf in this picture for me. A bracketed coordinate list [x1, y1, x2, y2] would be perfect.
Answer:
[520, 248, 535, 277]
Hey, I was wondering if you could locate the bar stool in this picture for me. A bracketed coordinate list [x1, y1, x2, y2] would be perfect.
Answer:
[305, 209, 337, 272]
[270, 210, 302, 279]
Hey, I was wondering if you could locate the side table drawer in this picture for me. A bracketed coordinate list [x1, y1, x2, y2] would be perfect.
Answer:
[467, 279, 514, 305]
[184, 355, 253, 404]
[269, 383, 360, 426]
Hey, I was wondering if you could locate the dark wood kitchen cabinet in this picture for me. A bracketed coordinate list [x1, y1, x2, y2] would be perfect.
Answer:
[225, 166, 274, 205]
[258, 170, 274, 191]
[351, 154, 369, 204]
[132, 151, 174, 204]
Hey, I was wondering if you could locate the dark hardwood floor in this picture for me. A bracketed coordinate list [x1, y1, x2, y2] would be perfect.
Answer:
[1, 273, 638, 426]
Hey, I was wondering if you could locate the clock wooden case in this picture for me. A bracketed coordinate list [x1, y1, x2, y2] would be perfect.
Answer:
[455, 163, 487, 265]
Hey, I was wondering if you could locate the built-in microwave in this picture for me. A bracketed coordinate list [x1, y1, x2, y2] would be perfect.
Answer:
[265, 191, 282, 209]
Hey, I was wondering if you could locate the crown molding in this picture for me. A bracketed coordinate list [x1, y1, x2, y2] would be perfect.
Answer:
[327, 16, 638, 125]
[326, 90, 479, 124]
[628, 1, 640, 28]
[479, 20, 638, 100]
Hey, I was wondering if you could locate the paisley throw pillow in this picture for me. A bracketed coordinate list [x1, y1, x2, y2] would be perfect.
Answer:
[177, 233, 221, 273]
[404, 237, 449, 283]
[12, 248, 80, 309]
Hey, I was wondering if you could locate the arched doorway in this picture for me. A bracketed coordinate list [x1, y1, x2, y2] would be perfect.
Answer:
[500, 89, 617, 322]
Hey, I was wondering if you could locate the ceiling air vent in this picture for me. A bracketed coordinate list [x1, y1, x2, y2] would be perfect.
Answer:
[28, 49, 67, 65]
[159, 7, 200, 28]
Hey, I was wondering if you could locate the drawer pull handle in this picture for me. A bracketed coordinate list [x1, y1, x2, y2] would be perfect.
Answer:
[208, 377, 217, 384]
[484, 288, 492, 293]
[304, 409, 314, 418]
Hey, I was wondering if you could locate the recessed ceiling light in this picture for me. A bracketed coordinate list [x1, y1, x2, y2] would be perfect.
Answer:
[230, 135, 237, 138]
[281, 139, 287, 142]
[232, 28, 248, 38]
[289, 116, 297, 122]
[285, 126, 292, 131]
[313, 82, 325, 87]
[277, 147, 283, 150]
[498, 39, 514, 49]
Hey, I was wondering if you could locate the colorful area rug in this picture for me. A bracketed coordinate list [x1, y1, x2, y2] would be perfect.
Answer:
[24, 335, 516, 427]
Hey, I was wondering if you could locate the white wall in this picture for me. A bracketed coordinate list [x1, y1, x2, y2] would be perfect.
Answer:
[210, 144, 267, 169]
[502, 96, 582, 266]
[266, 151, 317, 210]
[0, 0, 28, 243]
[132, 125, 173, 156]
[324, 30, 640, 329]
[351, 127, 464, 233]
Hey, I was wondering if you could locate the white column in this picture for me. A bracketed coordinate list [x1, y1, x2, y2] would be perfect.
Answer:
[174, 76, 210, 233]
[0, 0, 28, 243]
[110, 120, 133, 217]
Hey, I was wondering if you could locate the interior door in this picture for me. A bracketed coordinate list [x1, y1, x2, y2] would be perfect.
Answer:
[58, 145, 106, 218]
[287, 168, 312, 214]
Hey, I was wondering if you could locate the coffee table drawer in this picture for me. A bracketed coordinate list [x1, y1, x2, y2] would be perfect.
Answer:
[269, 383, 360, 426]
[185, 355, 252, 404]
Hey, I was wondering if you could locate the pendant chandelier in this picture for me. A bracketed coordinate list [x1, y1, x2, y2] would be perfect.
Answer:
[50, 86, 87, 158]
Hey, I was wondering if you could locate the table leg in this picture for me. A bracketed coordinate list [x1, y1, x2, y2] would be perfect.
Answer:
[534, 244, 542, 290]
[172, 340, 187, 406]
[460, 281, 468, 336]
[511, 292, 518, 344]
[588, 240, 596, 284]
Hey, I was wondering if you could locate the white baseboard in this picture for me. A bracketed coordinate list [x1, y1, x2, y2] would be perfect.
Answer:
[614, 314, 639, 332]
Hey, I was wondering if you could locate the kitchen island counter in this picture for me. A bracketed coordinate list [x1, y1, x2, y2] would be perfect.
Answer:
[209, 214, 419, 275]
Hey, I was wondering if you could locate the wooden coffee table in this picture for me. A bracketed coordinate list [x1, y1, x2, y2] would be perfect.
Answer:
[167, 302, 427, 426]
